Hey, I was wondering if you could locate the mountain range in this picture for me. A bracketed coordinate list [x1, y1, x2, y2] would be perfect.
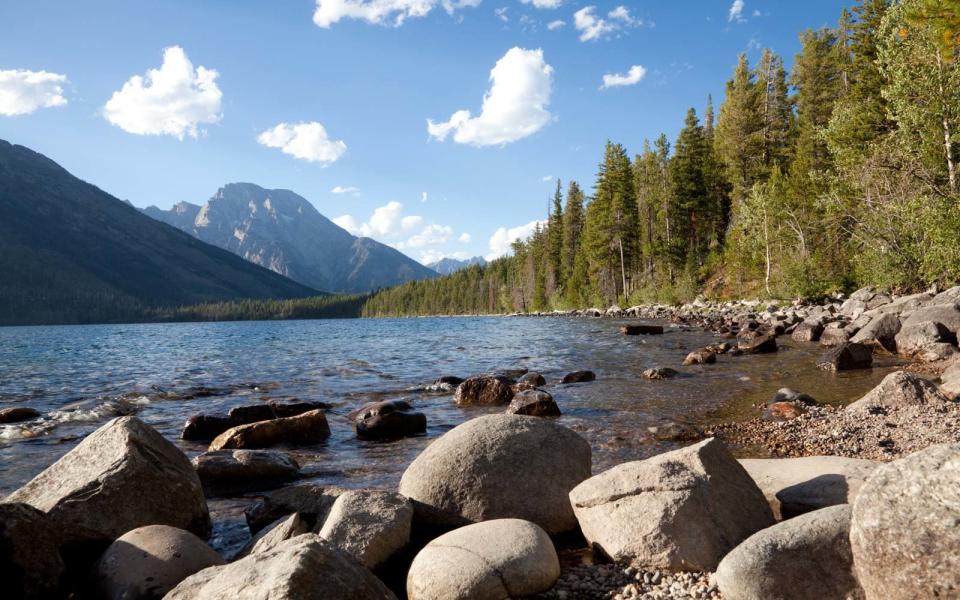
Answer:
[426, 256, 487, 275]
[0, 140, 318, 325]
[143, 183, 438, 294]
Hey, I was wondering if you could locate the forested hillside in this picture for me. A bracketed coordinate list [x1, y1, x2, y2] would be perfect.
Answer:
[363, 0, 960, 317]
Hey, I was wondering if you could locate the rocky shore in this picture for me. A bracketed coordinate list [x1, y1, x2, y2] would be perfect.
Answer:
[2, 285, 960, 599]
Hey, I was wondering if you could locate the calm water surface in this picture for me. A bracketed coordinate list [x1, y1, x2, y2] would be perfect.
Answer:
[0, 316, 898, 549]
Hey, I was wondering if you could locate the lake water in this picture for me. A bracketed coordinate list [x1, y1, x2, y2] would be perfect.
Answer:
[0, 316, 897, 550]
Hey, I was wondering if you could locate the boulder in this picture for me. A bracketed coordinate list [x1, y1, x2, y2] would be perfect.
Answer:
[208, 409, 330, 451]
[406, 519, 559, 600]
[770, 388, 817, 405]
[819, 326, 851, 346]
[851, 442, 960, 599]
[942, 358, 960, 398]
[5, 416, 209, 545]
[739, 456, 879, 519]
[561, 370, 596, 383]
[95, 525, 224, 600]
[191, 450, 300, 496]
[228, 400, 329, 423]
[569, 438, 774, 570]
[621, 324, 664, 335]
[901, 302, 960, 335]
[181, 415, 235, 441]
[350, 400, 427, 440]
[682, 350, 717, 366]
[791, 321, 823, 342]
[762, 401, 806, 421]
[318, 490, 413, 569]
[739, 334, 778, 354]
[454, 376, 514, 406]
[895, 320, 956, 357]
[164, 534, 397, 600]
[506, 389, 560, 416]
[518, 372, 547, 386]
[716, 505, 863, 600]
[245, 484, 347, 534]
[0, 503, 64, 600]
[641, 367, 678, 380]
[646, 421, 704, 442]
[850, 312, 901, 352]
[0, 407, 40, 424]
[846, 371, 950, 412]
[399, 414, 591, 534]
[816, 342, 873, 371]
[234, 513, 310, 559]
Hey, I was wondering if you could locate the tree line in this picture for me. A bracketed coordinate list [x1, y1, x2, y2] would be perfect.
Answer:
[363, 0, 960, 317]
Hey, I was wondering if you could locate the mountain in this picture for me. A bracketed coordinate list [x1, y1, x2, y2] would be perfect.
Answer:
[143, 183, 439, 293]
[0, 140, 318, 325]
[427, 256, 488, 275]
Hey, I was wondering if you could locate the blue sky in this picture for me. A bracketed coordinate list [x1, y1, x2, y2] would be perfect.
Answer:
[0, 0, 847, 264]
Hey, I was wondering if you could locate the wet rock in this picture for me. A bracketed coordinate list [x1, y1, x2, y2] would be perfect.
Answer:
[245, 484, 347, 534]
[762, 401, 806, 421]
[350, 400, 427, 440]
[850, 312, 901, 352]
[621, 324, 664, 335]
[641, 367, 678, 380]
[0, 503, 64, 600]
[434, 375, 464, 387]
[716, 505, 863, 600]
[506, 389, 560, 416]
[0, 406, 40, 424]
[95, 525, 224, 600]
[739, 334, 778, 354]
[569, 438, 774, 570]
[846, 371, 950, 412]
[518, 371, 547, 386]
[816, 342, 873, 371]
[318, 490, 413, 569]
[791, 321, 824, 342]
[208, 409, 330, 451]
[770, 388, 817, 405]
[561, 370, 596, 383]
[454, 375, 514, 406]
[192, 450, 300, 496]
[234, 513, 309, 559]
[494, 367, 529, 381]
[819, 325, 851, 346]
[406, 519, 559, 600]
[399, 414, 591, 534]
[739, 456, 879, 520]
[228, 400, 329, 423]
[682, 350, 717, 366]
[181, 414, 235, 441]
[851, 442, 960, 600]
[165, 534, 397, 600]
[6, 416, 209, 545]
[646, 421, 703, 442]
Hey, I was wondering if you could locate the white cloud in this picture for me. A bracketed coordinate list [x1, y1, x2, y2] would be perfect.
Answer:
[607, 5, 636, 24]
[313, 0, 477, 27]
[574, 5, 639, 41]
[728, 0, 745, 23]
[427, 47, 553, 146]
[486, 219, 545, 259]
[257, 121, 346, 164]
[0, 69, 67, 116]
[600, 64, 647, 89]
[541, 174, 553, 181]
[494, 6, 509, 21]
[398, 224, 453, 248]
[421, 249, 470, 264]
[103, 46, 221, 139]
[458, 232, 472, 242]
[546, 19, 565, 30]
[421, 191, 428, 203]
[332, 185, 360, 195]
[519, 0, 563, 8]
[333, 201, 424, 238]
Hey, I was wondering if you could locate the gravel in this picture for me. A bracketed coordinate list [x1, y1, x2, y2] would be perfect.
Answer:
[529, 563, 720, 600]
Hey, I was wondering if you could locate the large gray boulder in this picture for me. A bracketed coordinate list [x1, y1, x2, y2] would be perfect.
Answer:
[95, 525, 224, 600]
[165, 534, 397, 600]
[851, 443, 960, 599]
[318, 490, 413, 569]
[406, 519, 559, 600]
[234, 513, 309, 559]
[739, 456, 879, 519]
[816, 342, 873, 371]
[846, 371, 950, 412]
[894, 320, 956, 359]
[0, 503, 64, 600]
[716, 505, 863, 600]
[208, 409, 330, 450]
[5, 417, 209, 545]
[398, 414, 591, 534]
[850, 313, 900, 352]
[901, 302, 960, 335]
[569, 438, 774, 570]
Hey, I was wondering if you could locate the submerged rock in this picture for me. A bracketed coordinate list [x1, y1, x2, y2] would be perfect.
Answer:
[0, 406, 40, 424]
[641, 367, 678, 380]
[350, 400, 427, 440]
[762, 401, 806, 421]
[454, 375, 514, 406]
[192, 449, 300, 496]
[682, 350, 717, 366]
[561, 370, 596, 383]
[518, 371, 547, 386]
[208, 409, 330, 451]
[770, 388, 817, 405]
[739, 334, 778, 354]
[621, 324, 664, 335]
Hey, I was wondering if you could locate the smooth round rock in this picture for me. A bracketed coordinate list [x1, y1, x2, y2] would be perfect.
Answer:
[407, 519, 560, 600]
[96, 524, 224, 600]
[318, 490, 413, 569]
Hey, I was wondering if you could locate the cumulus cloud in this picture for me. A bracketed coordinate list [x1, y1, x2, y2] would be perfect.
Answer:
[427, 47, 553, 147]
[257, 122, 346, 164]
[541, 174, 553, 181]
[398, 224, 453, 249]
[332, 185, 360, 195]
[600, 64, 647, 89]
[519, 0, 563, 8]
[458, 232, 472, 242]
[728, 0, 745, 23]
[487, 219, 545, 260]
[103, 46, 221, 139]
[421, 249, 470, 264]
[421, 191, 428, 203]
[546, 19, 565, 30]
[574, 5, 638, 41]
[333, 201, 423, 238]
[313, 0, 478, 27]
[0, 69, 67, 116]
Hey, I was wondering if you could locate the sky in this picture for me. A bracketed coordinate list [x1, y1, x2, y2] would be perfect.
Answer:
[0, 0, 848, 265]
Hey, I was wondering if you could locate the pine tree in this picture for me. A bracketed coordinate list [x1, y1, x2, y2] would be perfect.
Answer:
[547, 179, 565, 288]
[792, 28, 845, 183]
[560, 180, 585, 286]
[669, 108, 713, 269]
[715, 54, 764, 206]
[754, 48, 794, 172]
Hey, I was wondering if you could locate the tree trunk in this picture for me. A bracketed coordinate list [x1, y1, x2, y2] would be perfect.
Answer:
[935, 49, 957, 193]
[762, 203, 772, 296]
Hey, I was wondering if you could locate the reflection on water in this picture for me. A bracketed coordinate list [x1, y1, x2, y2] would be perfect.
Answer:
[0, 316, 899, 497]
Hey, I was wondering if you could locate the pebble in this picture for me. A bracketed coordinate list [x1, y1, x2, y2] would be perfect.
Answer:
[530, 563, 721, 600]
